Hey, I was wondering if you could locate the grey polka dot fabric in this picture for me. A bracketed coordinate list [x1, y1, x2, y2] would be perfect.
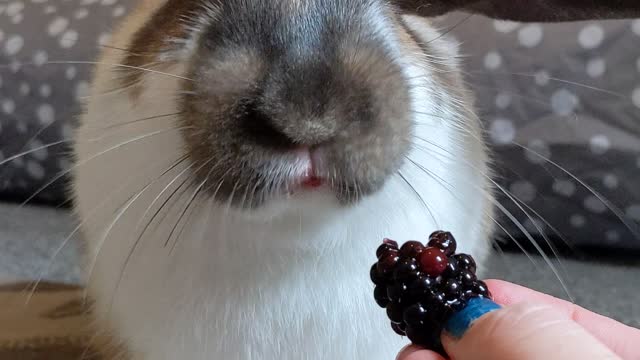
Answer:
[0, 0, 129, 203]
[0, 3, 639, 250]
[442, 14, 640, 251]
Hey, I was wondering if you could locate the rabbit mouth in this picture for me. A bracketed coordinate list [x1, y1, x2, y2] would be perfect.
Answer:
[185, 143, 393, 210]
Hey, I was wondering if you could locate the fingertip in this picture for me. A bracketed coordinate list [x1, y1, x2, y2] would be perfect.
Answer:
[396, 345, 446, 360]
[443, 297, 502, 339]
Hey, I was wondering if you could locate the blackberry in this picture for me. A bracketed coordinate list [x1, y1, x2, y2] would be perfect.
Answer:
[370, 231, 492, 356]
[391, 322, 406, 336]
[419, 247, 448, 276]
[458, 269, 476, 287]
[377, 252, 400, 276]
[370, 264, 386, 285]
[473, 280, 491, 298]
[386, 301, 405, 323]
[387, 282, 408, 303]
[393, 257, 421, 281]
[453, 253, 477, 273]
[443, 279, 462, 299]
[376, 243, 399, 259]
[407, 275, 434, 301]
[428, 231, 457, 256]
[399, 241, 425, 258]
[442, 258, 459, 278]
[374, 285, 390, 308]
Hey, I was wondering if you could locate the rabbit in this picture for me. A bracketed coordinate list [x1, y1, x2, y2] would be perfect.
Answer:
[72, 0, 496, 359]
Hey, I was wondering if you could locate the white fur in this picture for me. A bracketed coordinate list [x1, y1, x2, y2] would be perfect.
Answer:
[73, 9, 492, 360]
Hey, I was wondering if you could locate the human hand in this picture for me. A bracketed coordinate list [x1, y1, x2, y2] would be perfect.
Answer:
[397, 280, 640, 360]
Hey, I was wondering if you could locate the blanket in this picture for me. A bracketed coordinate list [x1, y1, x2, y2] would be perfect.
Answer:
[0, 283, 102, 360]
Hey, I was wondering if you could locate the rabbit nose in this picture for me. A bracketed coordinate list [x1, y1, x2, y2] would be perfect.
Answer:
[239, 101, 337, 149]
[273, 114, 338, 146]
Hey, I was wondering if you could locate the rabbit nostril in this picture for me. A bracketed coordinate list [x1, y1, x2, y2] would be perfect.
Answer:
[239, 102, 296, 149]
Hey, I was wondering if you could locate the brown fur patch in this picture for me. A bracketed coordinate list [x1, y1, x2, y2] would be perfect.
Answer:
[121, 0, 203, 93]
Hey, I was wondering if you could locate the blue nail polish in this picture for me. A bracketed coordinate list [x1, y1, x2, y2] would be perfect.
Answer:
[444, 297, 501, 339]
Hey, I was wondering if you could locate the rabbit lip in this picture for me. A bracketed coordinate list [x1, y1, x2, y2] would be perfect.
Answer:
[292, 147, 326, 190]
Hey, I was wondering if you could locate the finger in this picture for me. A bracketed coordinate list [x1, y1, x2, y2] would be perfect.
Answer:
[396, 345, 445, 360]
[486, 279, 640, 359]
[441, 298, 620, 360]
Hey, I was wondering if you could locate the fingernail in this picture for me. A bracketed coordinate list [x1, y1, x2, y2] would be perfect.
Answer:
[444, 297, 501, 339]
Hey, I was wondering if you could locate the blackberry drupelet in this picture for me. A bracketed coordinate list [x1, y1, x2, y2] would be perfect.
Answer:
[370, 231, 492, 356]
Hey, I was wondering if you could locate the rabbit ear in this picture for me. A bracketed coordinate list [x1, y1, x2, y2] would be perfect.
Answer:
[393, 0, 640, 22]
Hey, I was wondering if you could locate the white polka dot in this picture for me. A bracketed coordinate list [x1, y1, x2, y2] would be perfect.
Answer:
[9, 60, 21, 73]
[48, 17, 69, 37]
[19, 82, 30, 96]
[578, 24, 605, 49]
[36, 104, 55, 125]
[60, 29, 79, 48]
[58, 158, 72, 170]
[26, 161, 45, 180]
[113, 5, 126, 17]
[484, 51, 502, 70]
[509, 181, 536, 202]
[76, 81, 90, 99]
[518, 24, 543, 48]
[4, 35, 24, 55]
[570, 214, 585, 228]
[6, 1, 24, 17]
[39, 84, 52, 98]
[632, 20, 640, 36]
[552, 179, 576, 197]
[534, 70, 550, 86]
[524, 139, 551, 164]
[29, 140, 49, 161]
[495, 93, 512, 109]
[11, 13, 24, 24]
[605, 230, 620, 244]
[2, 99, 15, 114]
[583, 195, 606, 214]
[493, 20, 519, 33]
[586, 58, 606, 78]
[626, 205, 640, 221]
[589, 135, 610, 155]
[33, 50, 48, 66]
[66, 66, 77, 80]
[13, 156, 24, 167]
[632, 87, 640, 108]
[74, 8, 89, 19]
[16, 123, 27, 135]
[603, 174, 618, 189]
[489, 118, 516, 145]
[98, 33, 112, 46]
[61, 123, 73, 140]
[550, 88, 579, 116]
[44, 5, 56, 14]
[523, 218, 545, 234]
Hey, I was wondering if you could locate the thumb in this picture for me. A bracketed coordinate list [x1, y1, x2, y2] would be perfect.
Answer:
[441, 298, 620, 360]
